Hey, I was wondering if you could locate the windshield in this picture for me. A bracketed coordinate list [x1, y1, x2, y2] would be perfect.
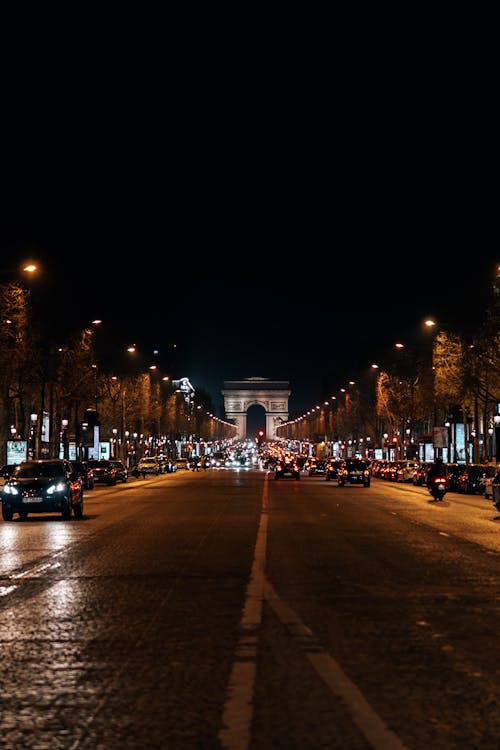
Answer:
[14, 463, 65, 479]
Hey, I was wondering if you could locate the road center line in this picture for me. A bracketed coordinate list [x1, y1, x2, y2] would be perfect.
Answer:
[219, 475, 269, 750]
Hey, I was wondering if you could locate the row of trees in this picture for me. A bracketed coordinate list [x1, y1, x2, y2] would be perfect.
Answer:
[0, 282, 236, 465]
[278, 276, 500, 463]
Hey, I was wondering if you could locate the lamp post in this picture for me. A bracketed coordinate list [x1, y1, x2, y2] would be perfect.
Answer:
[488, 427, 494, 462]
[445, 420, 453, 463]
[493, 415, 500, 462]
[405, 427, 411, 459]
[112, 428, 118, 458]
[124, 431, 130, 466]
[133, 432, 138, 465]
[61, 419, 69, 459]
[30, 413, 38, 459]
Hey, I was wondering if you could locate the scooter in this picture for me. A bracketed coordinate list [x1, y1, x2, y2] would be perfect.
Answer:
[429, 474, 448, 501]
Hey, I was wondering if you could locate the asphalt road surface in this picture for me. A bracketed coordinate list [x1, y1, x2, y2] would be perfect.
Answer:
[1, 466, 500, 749]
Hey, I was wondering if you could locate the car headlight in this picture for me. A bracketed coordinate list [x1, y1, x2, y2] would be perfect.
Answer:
[3, 485, 19, 495]
[47, 481, 68, 495]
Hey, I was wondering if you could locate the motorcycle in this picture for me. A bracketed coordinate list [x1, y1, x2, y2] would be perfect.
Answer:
[428, 474, 448, 501]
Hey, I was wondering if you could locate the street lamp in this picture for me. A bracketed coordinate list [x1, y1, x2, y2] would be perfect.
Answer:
[494, 415, 500, 462]
[61, 418, 69, 459]
[30, 413, 38, 459]
[488, 426, 494, 461]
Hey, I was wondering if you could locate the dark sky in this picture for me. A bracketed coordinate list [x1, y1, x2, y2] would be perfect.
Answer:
[2, 16, 497, 416]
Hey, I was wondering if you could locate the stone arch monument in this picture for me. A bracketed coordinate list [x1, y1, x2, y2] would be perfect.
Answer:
[221, 377, 291, 440]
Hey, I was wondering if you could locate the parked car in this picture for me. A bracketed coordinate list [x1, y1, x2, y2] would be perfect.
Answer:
[484, 466, 500, 500]
[175, 458, 191, 471]
[445, 463, 463, 492]
[86, 459, 118, 486]
[395, 460, 419, 483]
[275, 457, 300, 480]
[109, 459, 128, 482]
[456, 464, 489, 494]
[72, 460, 95, 489]
[136, 457, 161, 476]
[412, 462, 432, 486]
[491, 468, 500, 511]
[158, 456, 177, 473]
[1, 459, 83, 521]
[337, 458, 371, 487]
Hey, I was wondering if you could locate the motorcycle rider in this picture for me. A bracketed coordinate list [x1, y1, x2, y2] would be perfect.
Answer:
[426, 456, 448, 498]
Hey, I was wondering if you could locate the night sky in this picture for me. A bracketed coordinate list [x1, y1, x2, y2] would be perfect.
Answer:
[2, 18, 497, 417]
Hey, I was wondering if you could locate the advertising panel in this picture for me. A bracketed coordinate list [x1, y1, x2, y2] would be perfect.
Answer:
[7, 440, 27, 464]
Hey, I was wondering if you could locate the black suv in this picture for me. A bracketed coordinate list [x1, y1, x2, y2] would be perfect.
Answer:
[1, 459, 84, 521]
[337, 458, 371, 487]
[275, 457, 300, 480]
[109, 459, 128, 482]
[86, 459, 118, 485]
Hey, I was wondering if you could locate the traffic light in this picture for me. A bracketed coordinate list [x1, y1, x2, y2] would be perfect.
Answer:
[256, 429, 265, 446]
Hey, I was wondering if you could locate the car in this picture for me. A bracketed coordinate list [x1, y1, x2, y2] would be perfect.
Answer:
[158, 455, 177, 473]
[136, 457, 161, 476]
[337, 458, 371, 487]
[109, 459, 128, 482]
[175, 458, 191, 471]
[1, 458, 83, 521]
[308, 458, 327, 476]
[72, 460, 95, 489]
[86, 459, 118, 485]
[275, 457, 300, 480]
[325, 458, 342, 481]
[485, 466, 500, 500]
[445, 463, 463, 492]
[412, 462, 432, 486]
[0, 464, 17, 486]
[395, 460, 419, 483]
[210, 451, 228, 469]
[455, 464, 489, 494]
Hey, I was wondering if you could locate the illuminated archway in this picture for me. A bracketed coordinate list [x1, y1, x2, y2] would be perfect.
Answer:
[221, 378, 290, 441]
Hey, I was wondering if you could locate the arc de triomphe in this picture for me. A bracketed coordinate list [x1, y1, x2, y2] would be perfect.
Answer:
[221, 377, 291, 440]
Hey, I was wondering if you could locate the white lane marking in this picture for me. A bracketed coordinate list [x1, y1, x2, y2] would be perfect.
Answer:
[11, 561, 61, 579]
[219, 475, 269, 750]
[0, 585, 17, 596]
[264, 581, 411, 750]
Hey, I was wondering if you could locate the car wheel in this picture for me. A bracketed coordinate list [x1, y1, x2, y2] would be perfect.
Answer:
[73, 502, 83, 519]
[61, 505, 71, 520]
[2, 505, 13, 521]
[19, 511, 28, 521]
